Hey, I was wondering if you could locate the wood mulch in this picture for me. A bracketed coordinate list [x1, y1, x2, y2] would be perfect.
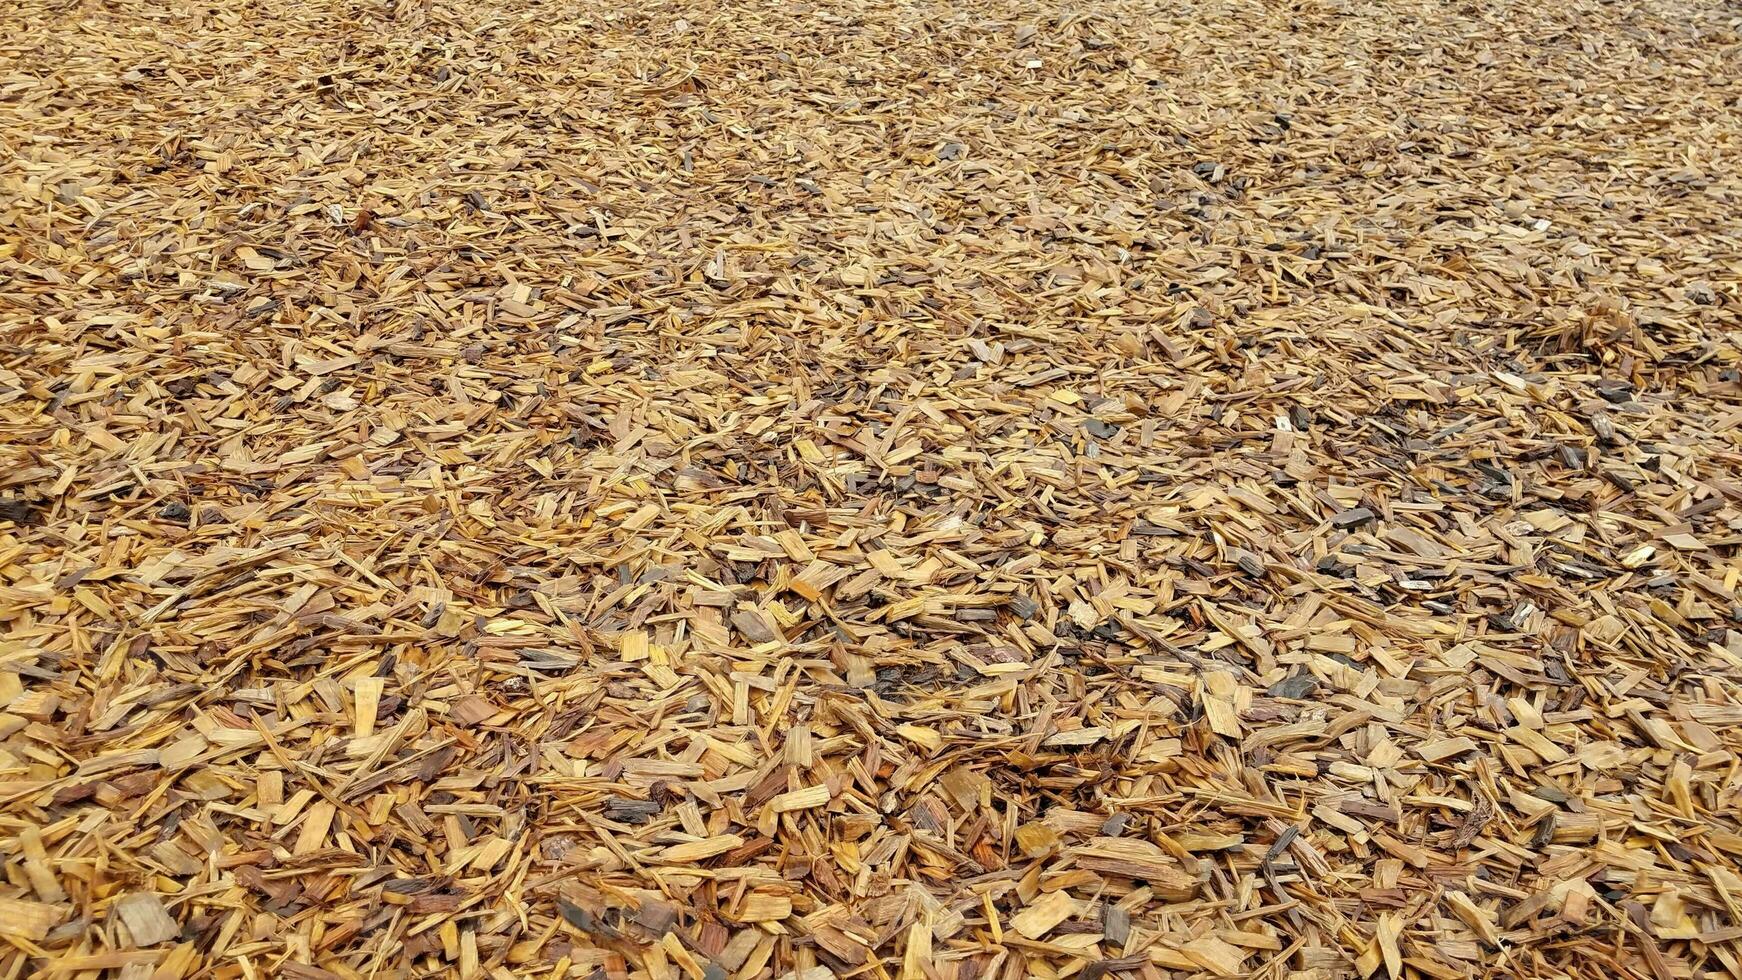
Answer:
[2, 0, 1741, 976]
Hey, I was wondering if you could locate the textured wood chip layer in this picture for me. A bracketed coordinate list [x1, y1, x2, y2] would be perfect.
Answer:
[2, 0, 1741, 976]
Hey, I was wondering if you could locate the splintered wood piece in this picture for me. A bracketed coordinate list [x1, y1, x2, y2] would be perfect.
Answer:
[1009, 891, 1078, 939]
[938, 769, 989, 811]
[112, 894, 179, 947]
[655, 835, 745, 863]
[354, 676, 385, 738]
[730, 893, 793, 923]
[1015, 823, 1062, 858]
[769, 785, 830, 813]
[0, 898, 63, 941]
[901, 920, 932, 980]
[1444, 890, 1502, 946]
[16, 828, 64, 903]
[293, 802, 336, 856]
[1182, 935, 1249, 976]
[1072, 838, 1199, 899]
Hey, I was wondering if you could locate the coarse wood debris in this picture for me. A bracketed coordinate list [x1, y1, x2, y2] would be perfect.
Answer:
[2, 0, 1742, 976]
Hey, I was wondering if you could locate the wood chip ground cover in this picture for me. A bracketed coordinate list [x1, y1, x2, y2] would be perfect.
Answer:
[1, 0, 1741, 976]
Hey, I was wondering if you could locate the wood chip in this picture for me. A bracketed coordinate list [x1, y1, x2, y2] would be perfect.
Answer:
[769, 784, 831, 813]
[1009, 891, 1078, 939]
[1073, 838, 1198, 900]
[111, 894, 178, 947]
[0, 898, 63, 941]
